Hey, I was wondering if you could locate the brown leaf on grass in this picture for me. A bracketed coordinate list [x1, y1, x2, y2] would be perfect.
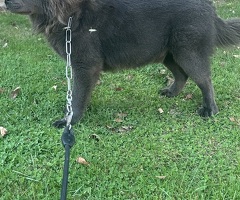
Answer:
[52, 85, 57, 90]
[115, 87, 123, 91]
[10, 87, 21, 99]
[220, 62, 226, 67]
[125, 74, 134, 80]
[160, 69, 166, 75]
[0, 88, 5, 94]
[96, 79, 102, 86]
[166, 76, 174, 86]
[233, 55, 240, 58]
[118, 126, 133, 133]
[116, 113, 127, 118]
[90, 134, 100, 142]
[158, 108, 164, 114]
[114, 118, 123, 123]
[229, 117, 240, 124]
[76, 157, 90, 166]
[0, 127, 7, 137]
[106, 125, 115, 131]
[106, 125, 134, 133]
[2, 43, 8, 48]
[185, 93, 193, 100]
[156, 176, 167, 180]
[114, 113, 127, 123]
[229, 117, 235, 122]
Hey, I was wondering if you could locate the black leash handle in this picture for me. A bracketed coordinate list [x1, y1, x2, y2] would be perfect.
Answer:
[61, 126, 75, 200]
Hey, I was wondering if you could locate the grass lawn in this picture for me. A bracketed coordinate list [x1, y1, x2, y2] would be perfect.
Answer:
[1, 1, 240, 199]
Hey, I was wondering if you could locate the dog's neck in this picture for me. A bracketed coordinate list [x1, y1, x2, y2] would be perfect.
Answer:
[29, 14, 64, 36]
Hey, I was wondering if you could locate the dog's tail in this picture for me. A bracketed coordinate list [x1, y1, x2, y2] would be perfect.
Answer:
[215, 17, 240, 47]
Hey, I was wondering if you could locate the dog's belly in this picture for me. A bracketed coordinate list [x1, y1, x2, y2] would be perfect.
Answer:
[153, 50, 168, 63]
[102, 48, 168, 71]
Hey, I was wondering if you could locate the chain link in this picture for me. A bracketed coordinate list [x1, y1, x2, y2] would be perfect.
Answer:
[65, 17, 73, 128]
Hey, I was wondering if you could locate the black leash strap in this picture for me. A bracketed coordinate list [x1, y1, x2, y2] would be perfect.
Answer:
[60, 126, 75, 200]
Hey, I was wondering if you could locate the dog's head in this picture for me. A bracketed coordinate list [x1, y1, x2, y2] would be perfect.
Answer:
[5, 0, 45, 15]
[5, 0, 83, 24]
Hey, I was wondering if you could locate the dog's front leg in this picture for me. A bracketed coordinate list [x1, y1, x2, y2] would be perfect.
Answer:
[53, 65, 101, 128]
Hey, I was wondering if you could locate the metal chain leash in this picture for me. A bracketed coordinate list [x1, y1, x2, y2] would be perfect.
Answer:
[60, 17, 75, 200]
[65, 16, 73, 128]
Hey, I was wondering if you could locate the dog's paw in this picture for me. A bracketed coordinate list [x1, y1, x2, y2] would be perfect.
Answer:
[53, 118, 67, 129]
[198, 107, 218, 117]
[160, 88, 176, 97]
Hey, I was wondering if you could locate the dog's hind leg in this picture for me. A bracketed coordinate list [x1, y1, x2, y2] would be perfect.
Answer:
[172, 51, 219, 117]
[160, 53, 188, 97]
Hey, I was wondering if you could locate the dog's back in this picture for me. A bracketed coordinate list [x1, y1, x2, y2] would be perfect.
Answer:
[98, 0, 217, 70]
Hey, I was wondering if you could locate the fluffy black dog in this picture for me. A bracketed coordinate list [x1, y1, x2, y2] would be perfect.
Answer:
[5, 0, 240, 128]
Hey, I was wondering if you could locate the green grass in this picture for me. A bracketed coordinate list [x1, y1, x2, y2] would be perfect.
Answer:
[1, 1, 240, 199]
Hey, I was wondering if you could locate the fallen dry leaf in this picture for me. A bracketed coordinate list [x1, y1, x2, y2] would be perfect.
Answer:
[2, 43, 8, 48]
[156, 176, 167, 180]
[166, 76, 174, 86]
[76, 157, 90, 166]
[106, 125, 115, 131]
[158, 108, 164, 114]
[114, 113, 127, 123]
[160, 69, 166, 75]
[116, 113, 127, 118]
[96, 79, 102, 86]
[114, 118, 123, 123]
[90, 134, 100, 142]
[185, 93, 193, 100]
[0, 127, 7, 137]
[115, 87, 123, 91]
[106, 125, 134, 133]
[118, 126, 133, 133]
[0, 88, 4, 94]
[52, 85, 57, 90]
[10, 86, 21, 99]
[229, 117, 236, 122]
[233, 55, 240, 58]
[125, 75, 134, 80]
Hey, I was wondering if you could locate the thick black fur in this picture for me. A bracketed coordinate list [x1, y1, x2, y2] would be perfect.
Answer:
[5, 0, 240, 128]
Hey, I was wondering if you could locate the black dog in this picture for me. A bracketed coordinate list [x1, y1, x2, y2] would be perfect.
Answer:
[5, 0, 240, 128]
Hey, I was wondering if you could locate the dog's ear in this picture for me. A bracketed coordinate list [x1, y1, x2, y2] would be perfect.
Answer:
[50, 0, 83, 24]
